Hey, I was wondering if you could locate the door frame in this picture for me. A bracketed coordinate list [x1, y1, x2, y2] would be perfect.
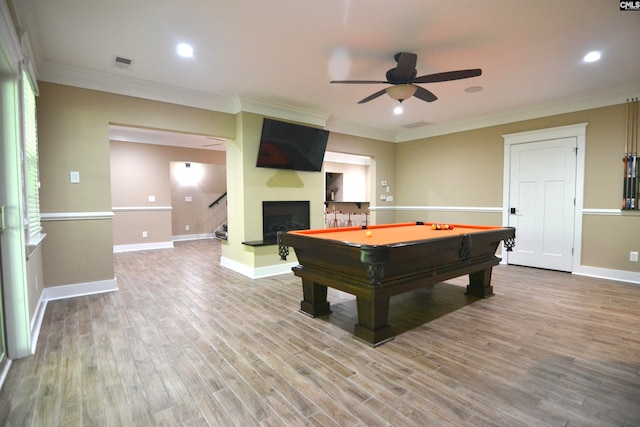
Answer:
[502, 123, 587, 272]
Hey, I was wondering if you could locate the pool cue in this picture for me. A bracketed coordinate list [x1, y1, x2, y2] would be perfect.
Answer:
[631, 98, 640, 209]
[628, 98, 636, 209]
[631, 98, 637, 209]
[627, 98, 635, 209]
[624, 99, 629, 209]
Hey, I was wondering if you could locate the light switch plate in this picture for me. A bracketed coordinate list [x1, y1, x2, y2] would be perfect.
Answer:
[70, 171, 80, 183]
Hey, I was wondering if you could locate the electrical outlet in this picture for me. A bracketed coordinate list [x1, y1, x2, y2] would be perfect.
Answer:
[631, 251, 639, 262]
[185, 225, 190, 231]
[142, 231, 148, 238]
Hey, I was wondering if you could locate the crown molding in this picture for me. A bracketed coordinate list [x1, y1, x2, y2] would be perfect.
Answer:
[35, 61, 640, 144]
[233, 95, 330, 128]
[395, 83, 640, 142]
[325, 117, 397, 142]
[38, 60, 236, 113]
[0, 1, 22, 72]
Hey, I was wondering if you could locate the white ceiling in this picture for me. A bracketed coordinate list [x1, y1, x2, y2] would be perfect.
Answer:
[13, 0, 640, 144]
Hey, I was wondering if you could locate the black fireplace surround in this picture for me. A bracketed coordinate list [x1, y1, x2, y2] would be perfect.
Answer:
[262, 201, 310, 244]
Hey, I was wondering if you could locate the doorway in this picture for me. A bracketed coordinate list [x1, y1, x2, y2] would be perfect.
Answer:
[502, 123, 587, 272]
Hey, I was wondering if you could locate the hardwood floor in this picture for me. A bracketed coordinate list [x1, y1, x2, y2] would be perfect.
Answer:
[0, 239, 639, 426]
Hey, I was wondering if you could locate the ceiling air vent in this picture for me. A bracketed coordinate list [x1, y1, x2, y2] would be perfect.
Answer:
[402, 121, 431, 129]
[112, 55, 134, 70]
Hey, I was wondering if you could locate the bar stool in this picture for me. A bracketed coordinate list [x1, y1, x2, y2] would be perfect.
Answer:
[329, 210, 341, 228]
[345, 212, 354, 227]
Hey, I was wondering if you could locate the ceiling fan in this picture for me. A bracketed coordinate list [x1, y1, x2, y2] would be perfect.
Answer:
[330, 52, 482, 104]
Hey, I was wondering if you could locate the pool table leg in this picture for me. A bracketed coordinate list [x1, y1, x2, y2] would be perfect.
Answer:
[354, 296, 393, 346]
[299, 278, 331, 317]
[465, 267, 494, 298]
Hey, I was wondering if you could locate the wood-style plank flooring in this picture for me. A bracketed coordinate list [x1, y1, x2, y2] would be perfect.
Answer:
[1, 239, 639, 426]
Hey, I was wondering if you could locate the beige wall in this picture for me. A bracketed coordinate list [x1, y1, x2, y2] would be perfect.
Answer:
[110, 141, 226, 246]
[37, 82, 235, 287]
[221, 113, 397, 270]
[395, 104, 640, 274]
[223, 112, 327, 269]
[36, 81, 638, 286]
[170, 161, 227, 236]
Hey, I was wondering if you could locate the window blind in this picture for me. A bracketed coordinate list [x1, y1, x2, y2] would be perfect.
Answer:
[23, 70, 41, 242]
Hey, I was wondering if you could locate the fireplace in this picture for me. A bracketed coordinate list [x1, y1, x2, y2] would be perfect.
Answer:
[262, 201, 310, 244]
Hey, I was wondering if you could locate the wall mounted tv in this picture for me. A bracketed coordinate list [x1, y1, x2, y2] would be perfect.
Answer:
[256, 118, 330, 172]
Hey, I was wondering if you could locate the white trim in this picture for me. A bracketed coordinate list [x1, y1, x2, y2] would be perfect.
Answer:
[173, 233, 215, 242]
[220, 256, 297, 279]
[25, 278, 117, 357]
[41, 211, 114, 221]
[573, 265, 640, 285]
[363, 200, 636, 223]
[396, 84, 640, 142]
[113, 241, 174, 253]
[30, 292, 48, 354]
[324, 151, 371, 166]
[502, 123, 588, 273]
[0, 0, 22, 70]
[582, 208, 623, 216]
[36, 60, 640, 144]
[39, 61, 235, 114]
[112, 206, 173, 212]
[0, 358, 11, 393]
[369, 205, 502, 213]
[234, 96, 329, 128]
[43, 277, 118, 301]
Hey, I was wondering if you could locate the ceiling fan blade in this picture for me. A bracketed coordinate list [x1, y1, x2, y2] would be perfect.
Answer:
[413, 86, 438, 102]
[330, 80, 389, 84]
[358, 89, 387, 104]
[412, 68, 482, 84]
[393, 52, 417, 82]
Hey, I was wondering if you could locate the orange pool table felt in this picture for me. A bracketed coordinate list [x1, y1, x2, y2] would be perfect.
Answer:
[288, 222, 502, 246]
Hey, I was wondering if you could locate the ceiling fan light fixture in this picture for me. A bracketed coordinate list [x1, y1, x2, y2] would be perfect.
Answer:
[386, 84, 417, 101]
[393, 104, 404, 115]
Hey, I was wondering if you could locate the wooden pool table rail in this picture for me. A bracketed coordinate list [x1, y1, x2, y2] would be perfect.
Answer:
[279, 223, 516, 346]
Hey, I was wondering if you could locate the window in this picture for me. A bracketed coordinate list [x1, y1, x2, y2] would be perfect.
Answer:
[22, 70, 41, 244]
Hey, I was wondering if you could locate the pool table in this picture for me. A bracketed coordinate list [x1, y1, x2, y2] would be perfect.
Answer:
[278, 222, 515, 346]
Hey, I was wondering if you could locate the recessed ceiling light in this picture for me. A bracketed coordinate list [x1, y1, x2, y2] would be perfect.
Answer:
[177, 43, 194, 58]
[583, 51, 601, 63]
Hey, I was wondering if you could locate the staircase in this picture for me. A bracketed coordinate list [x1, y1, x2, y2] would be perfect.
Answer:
[214, 220, 228, 240]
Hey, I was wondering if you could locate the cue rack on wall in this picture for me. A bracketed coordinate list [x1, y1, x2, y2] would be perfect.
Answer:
[623, 97, 639, 210]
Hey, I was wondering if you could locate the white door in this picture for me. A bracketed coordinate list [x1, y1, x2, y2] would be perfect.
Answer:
[507, 137, 577, 271]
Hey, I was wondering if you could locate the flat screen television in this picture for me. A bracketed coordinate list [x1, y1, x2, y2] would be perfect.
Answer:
[256, 118, 330, 172]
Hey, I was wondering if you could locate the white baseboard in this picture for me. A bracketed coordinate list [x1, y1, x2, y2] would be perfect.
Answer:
[220, 256, 297, 279]
[0, 358, 11, 392]
[28, 278, 119, 355]
[113, 241, 174, 253]
[573, 265, 640, 285]
[172, 233, 215, 242]
[43, 277, 119, 301]
[31, 292, 48, 354]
